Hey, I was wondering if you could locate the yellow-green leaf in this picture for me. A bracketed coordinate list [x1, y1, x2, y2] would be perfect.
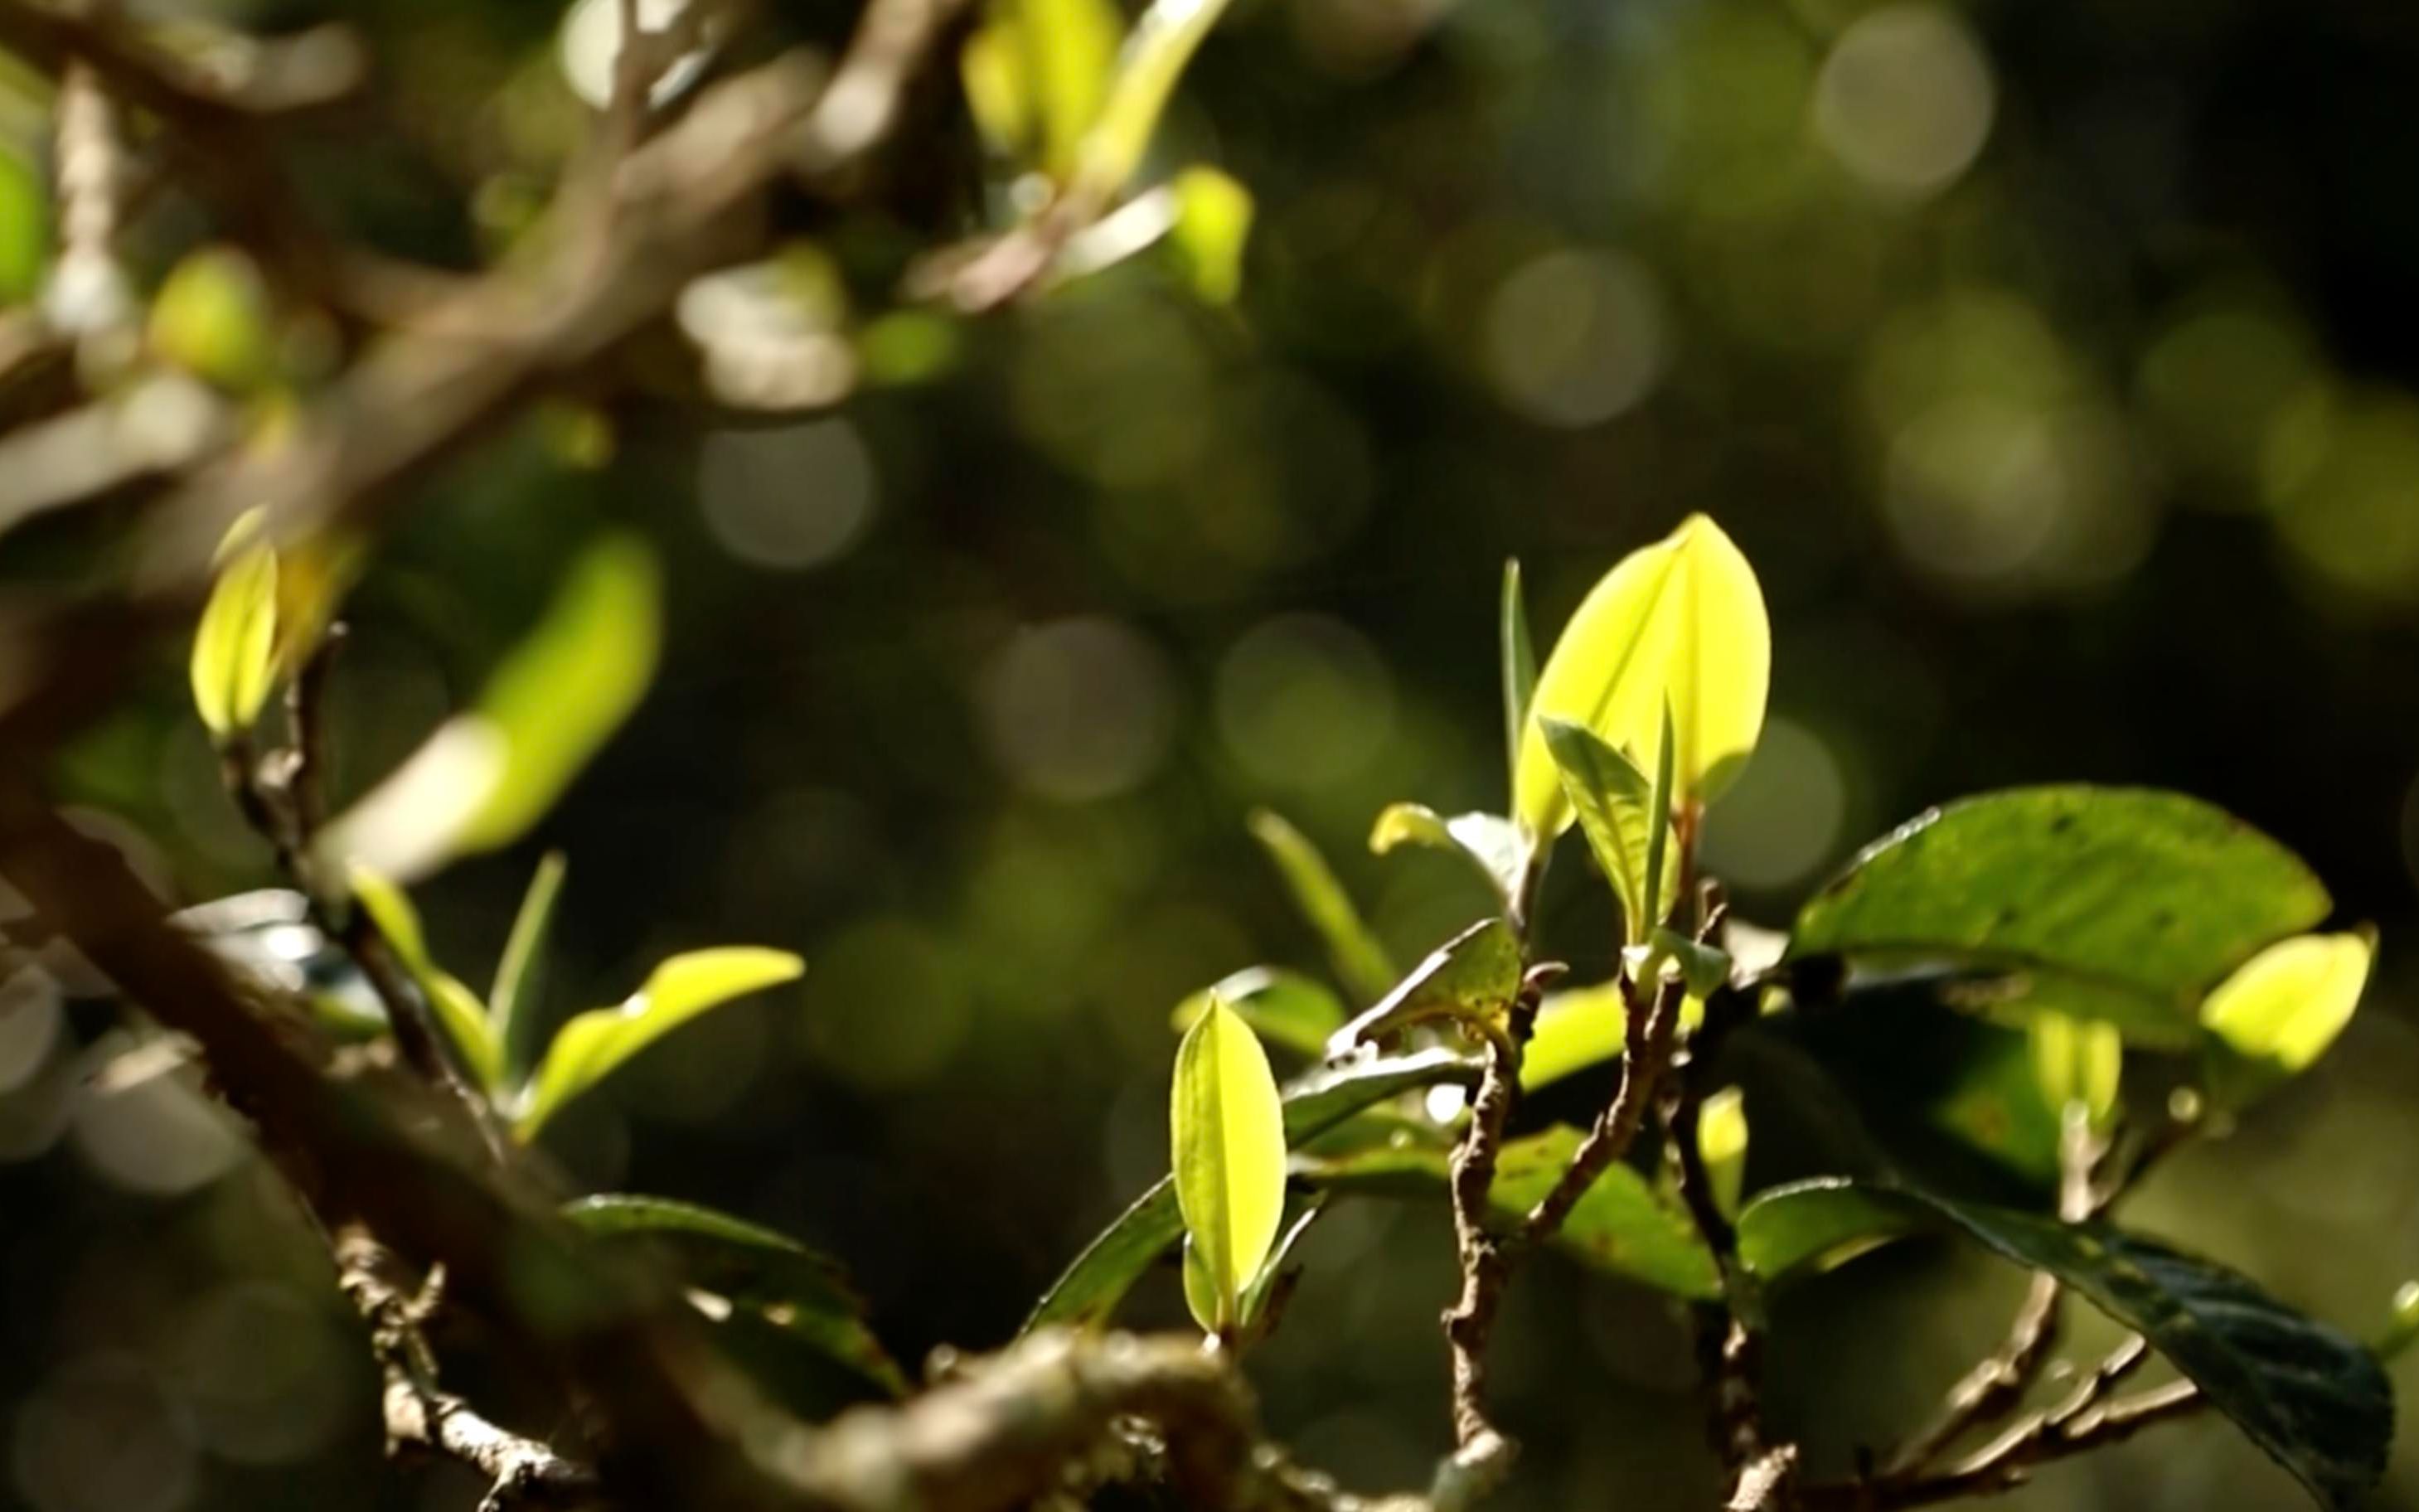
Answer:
[1170, 995, 1286, 1333]
[346, 863, 503, 1090]
[1368, 802, 1524, 909]
[1501, 558, 1538, 810]
[1324, 918, 1520, 1059]
[1697, 1086, 1748, 1219]
[1538, 717, 1671, 944]
[1021, 0, 1122, 179]
[1069, 0, 1236, 201]
[150, 246, 279, 392]
[1514, 515, 1769, 841]
[2200, 930, 2374, 1107]
[1180, 1233, 1219, 1333]
[190, 526, 280, 741]
[2028, 1010, 2121, 1128]
[517, 947, 803, 1141]
[961, 23, 1033, 158]
[317, 536, 660, 883]
[1166, 165, 1252, 304]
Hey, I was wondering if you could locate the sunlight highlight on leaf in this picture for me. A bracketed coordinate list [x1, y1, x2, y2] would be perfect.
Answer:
[1169, 994, 1287, 1332]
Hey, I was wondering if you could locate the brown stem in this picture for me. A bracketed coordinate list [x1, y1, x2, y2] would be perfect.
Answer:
[1523, 970, 1680, 1244]
[1439, 987, 1538, 1477]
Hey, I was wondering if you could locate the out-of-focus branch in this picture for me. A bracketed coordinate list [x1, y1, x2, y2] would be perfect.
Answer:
[0, 3, 366, 125]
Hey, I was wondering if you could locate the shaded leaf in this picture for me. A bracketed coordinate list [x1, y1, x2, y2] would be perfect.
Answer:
[1787, 788, 2331, 1047]
[1022, 1048, 1476, 1334]
[1171, 996, 1287, 1330]
[1368, 803, 1524, 909]
[1172, 966, 1344, 1059]
[1248, 808, 1395, 1004]
[190, 522, 279, 741]
[1297, 1126, 1720, 1299]
[2201, 930, 2373, 1107]
[563, 1195, 904, 1398]
[1514, 515, 1769, 838]
[518, 947, 802, 1139]
[1238, 1195, 1324, 1330]
[1324, 918, 1520, 1058]
[1738, 1180, 2393, 1510]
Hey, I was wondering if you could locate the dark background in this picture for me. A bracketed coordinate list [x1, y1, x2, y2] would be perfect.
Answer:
[4, 0, 2418, 1507]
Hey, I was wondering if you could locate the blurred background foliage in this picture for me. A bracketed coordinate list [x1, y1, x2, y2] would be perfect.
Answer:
[3, 0, 2419, 1509]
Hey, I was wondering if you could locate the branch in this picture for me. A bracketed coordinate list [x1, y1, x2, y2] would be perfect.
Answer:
[1883, 1110, 2110, 1476]
[1803, 1340, 2201, 1511]
[333, 1225, 601, 1512]
[1522, 970, 1681, 1244]
[0, 4, 365, 126]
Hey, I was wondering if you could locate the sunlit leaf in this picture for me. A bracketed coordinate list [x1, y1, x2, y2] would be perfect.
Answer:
[1324, 918, 1520, 1058]
[1022, 1048, 1473, 1334]
[1170, 996, 1287, 1332]
[0, 145, 51, 304]
[1786, 788, 2332, 1047]
[517, 947, 802, 1139]
[346, 863, 502, 1090]
[1247, 808, 1395, 1004]
[1501, 559, 1538, 813]
[491, 850, 568, 1083]
[149, 246, 278, 391]
[1697, 1087, 1748, 1219]
[1539, 717, 1668, 943]
[1297, 1126, 1720, 1299]
[2200, 930, 2374, 1107]
[1514, 515, 1770, 839]
[2382, 1282, 2419, 1363]
[189, 519, 279, 741]
[318, 536, 661, 884]
[563, 1194, 904, 1398]
[1171, 965, 1344, 1059]
[1069, 0, 1237, 200]
[2028, 1010, 2121, 1128]
[1020, 0, 1122, 178]
[961, 23, 1032, 158]
[1738, 1180, 2393, 1511]
[1522, 981, 1626, 1092]
[1166, 165, 1252, 303]
[1368, 802, 1525, 909]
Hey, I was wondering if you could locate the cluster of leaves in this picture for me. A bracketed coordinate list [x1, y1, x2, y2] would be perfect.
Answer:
[192, 506, 2407, 1506]
[1064, 516, 2402, 1509]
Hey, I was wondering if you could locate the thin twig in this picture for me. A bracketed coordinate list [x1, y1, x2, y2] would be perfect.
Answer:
[1523, 970, 1681, 1244]
[1884, 1109, 2108, 1476]
[334, 1225, 602, 1511]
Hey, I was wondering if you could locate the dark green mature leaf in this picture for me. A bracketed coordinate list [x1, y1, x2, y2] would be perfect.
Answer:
[1738, 1180, 2393, 1510]
[1171, 966, 1345, 1059]
[563, 1195, 905, 1397]
[1788, 788, 2331, 1046]
[1248, 808, 1397, 1005]
[1021, 1049, 1478, 1334]
[1298, 1126, 1720, 1299]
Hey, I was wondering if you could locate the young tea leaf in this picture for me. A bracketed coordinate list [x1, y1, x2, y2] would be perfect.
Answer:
[1169, 996, 1287, 1333]
[2027, 1010, 2121, 1128]
[1022, 1047, 1476, 1334]
[1247, 808, 1396, 1004]
[1069, 0, 1238, 201]
[1166, 165, 1252, 304]
[190, 524, 279, 742]
[1501, 557, 1538, 810]
[1513, 515, 1770, 840]
[491, 850, 568, 1083]
[346, 863, 503, 1090]
[1786, 788, 2331, 1047]
[1696, 1087, 1748, 1219]
[1538, 719, 1663, 943]
[517, 947, 802, 1139]
[2200, 929, 2373, 1107]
